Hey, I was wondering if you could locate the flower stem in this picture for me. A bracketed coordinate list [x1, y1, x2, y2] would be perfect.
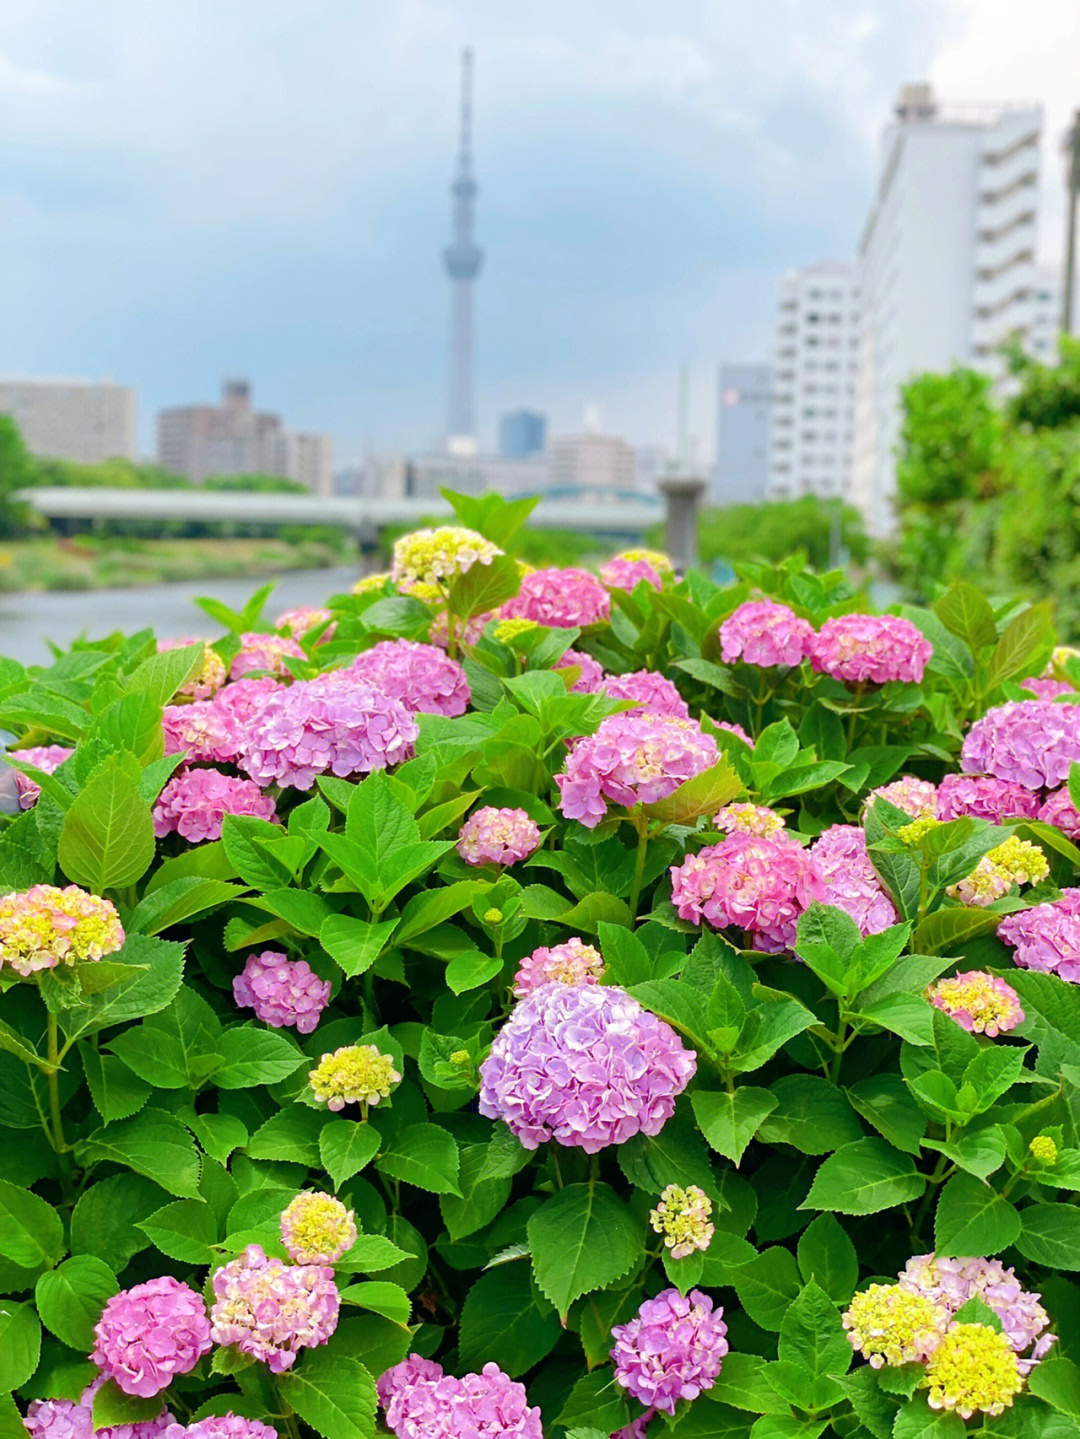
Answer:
[46, 1014, 66, 1154]
[628, 819, 650, 921]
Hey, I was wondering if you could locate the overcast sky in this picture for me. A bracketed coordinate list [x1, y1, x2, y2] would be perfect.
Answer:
[1, 0, 1077, 465]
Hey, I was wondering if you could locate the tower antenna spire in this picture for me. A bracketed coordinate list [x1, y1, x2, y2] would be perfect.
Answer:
[443, 46, 484, 451]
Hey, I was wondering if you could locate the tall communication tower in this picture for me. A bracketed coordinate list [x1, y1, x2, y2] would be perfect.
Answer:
[443, 47, 484, 451]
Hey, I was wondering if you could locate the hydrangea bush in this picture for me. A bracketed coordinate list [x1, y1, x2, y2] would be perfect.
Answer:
[1, 492, 1079, 1439]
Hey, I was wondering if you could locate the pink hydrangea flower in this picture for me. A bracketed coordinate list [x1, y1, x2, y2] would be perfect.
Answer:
[868, 775, 938, 818]
[601, 670, 690, 720]
[1037, 786, 1080, 837]
[554, 648, 607, 693]
[512, 937, 605, 996]
[812, 614, 932, 685]
[555, 713, 719, 828]
[0, 885, 124, 977]
[152, 768, 276, 844]
[162, 678, 281, 765]
[671, 831, 825, 952]
[237, 673, 417, 790]
[232, 951, 331, 1033]
[715, 719, 754, 748]
[1021, 676, 1074, 700]
[899, 1255, 1055, 1374]
[428, 610, 489, 650]
[611, 1288, 728, 1415]
[346, 639, 469, 716]
[209, 1243, 338, 1372]
[6, 745, 73, 809]
[377, 1355, 446, 1410]
[479, 982, 696, 1153]
[610, 1421, 653, 1439]
[961, 700, 1080, 790]
[936, 773, 1041, 823]
[998, 889, 1080, 983]
[92, 1276, 212, 1397]
[811, 824, 898, 936]
[162, 1418, 277, 1439]
[25, 1379, 172, 1439]
[379, 1359, 543, 1439]
[927, 971, 1024, 1037]
[230, 632, 306, 680]
[501, 567, 611, 627]
[600, 556, 664, 590]
[274, 606, 335, 639]
[457, 806, 542, 866]
[720, 599, 815, 669]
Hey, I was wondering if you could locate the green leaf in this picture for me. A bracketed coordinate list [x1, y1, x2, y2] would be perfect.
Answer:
[92, 1382, 170, 1431]
[125, 642, 205, 705]
[58, 755, 156, 892]
[320, 1120, 381, 1189]
[617, 1111, 719, 1197]
[527, 1182, 646, 1320]
[985, 601, 1054, 690]
[797, 1214, 859, 1304]
[757, 1075, 864, 1155]
[34, 1256, 118, 1351]
[75, 1108, 202, 1197]
[214, 1026, 304, 1088]
[693, 1087, 778, 1165]
[58, 934, 186, 1045]
[447, 552, 523, 621]
[340, 1281, 411, 1325]
[1016, 1203, 1080, 1270]
[934, 1173, 1020, 1255]
[891, 1398, 967, 1438]
[279, 1349, 377, 1439]
[1028, 1357, 1080, 1417]
[138, 1199, 218, 1264]
[0, 1302, 41, 1392]
[180, 1110, 248, 1165]
[0, 1177, 65, 1267]
[320, 914, 399, 978]
[375, 1123, 461, 1195]
[69, 1174, 164, 1269]
[221, 813, 294, 890]
[127, 878, 248, 936]
[846, 1074, 928, 1156]
[246, 1107, 328, 1166]
[802, 1138, 926, 1215]
[0, 1017, 40, 1066]
[731, 1247, 802, 1331]
[107, 985, 222, 1089]
[643, 757, 744, 826]
[79, 1045, 152, 1123]
[748, 1419, 828, 1439]
[444, 950, 502, 994]
[922, 1126, 1006, 1181]
[706, 1352, 791, 1415]
[934, 583, 997, 649]
[775, 1279, 851, 1411]
[396, 880, 490, 945]
[458, 1261, 560, 1378]
[335, 1234, 411, 1274]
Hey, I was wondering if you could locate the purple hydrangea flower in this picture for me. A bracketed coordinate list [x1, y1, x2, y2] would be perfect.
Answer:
[1037, 786, 1080, 837]
[6, 745, 74, 810]
[1021, 676, 1074, 700]
[611, 1288, 728, 1415]
[811, 824, 898, 936]
[379, 1359, 543, 1439]
[961, 700, 1080, 790]
[670, 831, 825, 952]
[554, 648, 607, 693]
[25, 1380, 172, 1439]
[346, 639, 470, 717]
[209, 1243, 339, 1372]
[162, 1418, 277, 1439]
[998, 889, 1080, 983]
[457, 806, 542, 866]
[555, 713, 719, 828]
[601, 670, 690, 720]
[478, 982, 696, 1152]
[377, 1355, 445, 1410]
[811, 614, 932, 685]
[501, 567, 611, 627]
[232, 950, 331, 1033]
[936, 773, 1041, 823]
[720, 599, 816, 669]
[152, 768, 277, 844]
[91, 1277, 212, 1397]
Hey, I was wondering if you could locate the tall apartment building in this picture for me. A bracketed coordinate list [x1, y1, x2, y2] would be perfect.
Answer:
[715, 363, 772, 504]
[157, 380, 334, 491]
[766, 265, 860, 504]
[0, 379, 136, 463]
[499, 410, 547, 459]
[548, 432, 637, 502]
[1029, 263, 1063, 363]
[851, 84, 1043, 535]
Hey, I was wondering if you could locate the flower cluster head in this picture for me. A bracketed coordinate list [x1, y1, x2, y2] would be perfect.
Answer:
[719, 599, 815, 669]
[949, 835, 1049, 907]
[554, 647, 606, 693]
[391, 525, 502, 587]
[555, 713, 719, 828]
[274, 605, 334, 639]
[478, 982, 695, 1152]
[999, 888, 1080, 983]
[152, 767, 276, 844]
[600, 555, 665, 590]
[961, 699, 1080, 790]
[346, 639, 470, 717]
[512, 936, 605, 996]
[898, 814, 941, 846]
[923, 1324, 1023, 1419]
[280, 1191, 357, 1264]
[237, 672, 417, 790]
[309, 1043, 400, 1111]
[232, 950, 331, 1034]
[159, 637, 227, 701]
[1022, 675, 1074, 700]
[162, 1418, 276, 1439]
[715, 802, 785, 837]
[1029, 1134, 1058, 1164]
[457, 806, 542, 866]
[230, 631, 305, 680]
[501, 567, 610, 627]
[649, 1183, 714, 1259]
[611, 1288, 728, 1415]
[867, 774, 938, 818]
[92, 1276, 212, 1397]
[812, 613, 932, 685]
[25, 1379, 172, 1439]
[1038, 785, 1080, 837]
[899, 1254, 1055, 1372]
[927, 971, 1024, 1036]
[0, 885, 124, 977]
[209, 1243, 338, 1372]
[811, 824, 898, 936]
[7, 744, 73, 809]
[493, 616, 539, 643]
[601, 669, 691, 720]
[353, 570, 390, 594]
[670, 831, 824, 952]
[378, 1357, 542, 1439]
[936, 773, 1040, 823]
[842, 1284, 949, 1368]
[163, 677, 281, 765]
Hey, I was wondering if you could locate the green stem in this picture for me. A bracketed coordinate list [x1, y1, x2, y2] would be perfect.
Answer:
[46, 1014, 66, 1154]
[628, 819, 650, 921]
[847, 683, 865, 748]
[828, 1019, 849, 1084]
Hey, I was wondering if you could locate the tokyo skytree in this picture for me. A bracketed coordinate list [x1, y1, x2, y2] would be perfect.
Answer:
[442, 47, 484, 449]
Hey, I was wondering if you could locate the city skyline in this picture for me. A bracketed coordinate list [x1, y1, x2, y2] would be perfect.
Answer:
[1, 1, 1078, 465]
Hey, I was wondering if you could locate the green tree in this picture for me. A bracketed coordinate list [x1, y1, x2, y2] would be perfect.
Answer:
[0, 414, 36, 535]
[1006, 334, 1080, 431]
[895, 369, 1001, 507]
[697, 497, 868, 570]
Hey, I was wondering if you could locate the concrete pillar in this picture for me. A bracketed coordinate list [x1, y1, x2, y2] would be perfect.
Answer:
[659, 476, 707, 573]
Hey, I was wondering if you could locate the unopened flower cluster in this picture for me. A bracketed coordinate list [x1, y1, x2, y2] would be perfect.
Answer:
[0, 884, 124, 977]
[457, 806, 542, 866]
[720, 599, 815, 668]
[92, 1277, 212, 1397]
[611, 1287, 728, 1414]
[232, 950, 331, 1033]
[670, 831, 824, 952]
[209, 1242, 338, 1371]
[948, 835, 1048, 906]
[555, 713, 718, 827]
[280, 1191, 357, 1264]
[999, 888, 1080, 982]
[649, 1183, 715, 1259]
[927, 971, 1024, 1036]
[152, 767, 276, 844]
[7, 744, 73, 809]
[512, 936, 605, 995]
[478, 982, 695, 1152]
[346, 638, 470, 717]
[377, 1357, 542, 1438]
[501, 566, 610, 627]
[715, 802, 784, 836]
[391, 525, 501, 587]
[308, 1042, 401, 1110]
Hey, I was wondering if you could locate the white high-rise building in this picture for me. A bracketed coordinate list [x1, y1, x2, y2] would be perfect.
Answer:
[766, 264, 860, 502]
[0, 379, 137, 463]
[1029, 264, 1062, 364]
[548, 433, 637, 501]
[851, 84, 1043, 535]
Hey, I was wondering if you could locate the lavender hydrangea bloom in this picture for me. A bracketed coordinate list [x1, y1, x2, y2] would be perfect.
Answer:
[378, 1358, 543, 1439]
[478, 982, 696, 1152]
[719, 599, 815, 669]
[376, 1355, 445, 1410]
[346, 639, 470, 717]
[898, 1255, 1055, 1374]
[554, 648, 606, 693]
[811, 824, 898, 936]
[162, 1418, 277, 1439]
[237, 673, 417, 789]
[936, 773, 1041, 823]
[555, 713, 719, 827]
[92, 1276, 212, 1397]
[6, 745, 73, 809]
[232, 950, 331, 1033]
[601, 670, 691, 720]
[998, 889, 1080, 983]
[670, 831, 825, 952]
[960, 700, 1080, 790]
[25, 1380, 172, 1439]
[501, 567, 611, 627]
[1037, 786, 1080, 837]
[1021, 676, 1074, 700]
[812, 614, 932, 685]
[209, 1243, 339, 1372]
[611, 1288, 728, 1414]
[152, 768, 277, 844]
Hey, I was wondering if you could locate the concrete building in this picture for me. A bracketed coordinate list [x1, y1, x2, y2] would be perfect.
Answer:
[352, 450, 547, 501]
[499, 410, 547, 459]
[851, 83, 1044, 535]
[715, 363, 772, 505]
[548, 432, 637, 503]
[767, 264, 860, 504]
[0, 379, 136, 463]
[1029, 263, 1062, 363]
[276, 432, 335, 497]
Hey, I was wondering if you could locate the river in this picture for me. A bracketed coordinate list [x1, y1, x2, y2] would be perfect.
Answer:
[0, 566, 362, 666]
